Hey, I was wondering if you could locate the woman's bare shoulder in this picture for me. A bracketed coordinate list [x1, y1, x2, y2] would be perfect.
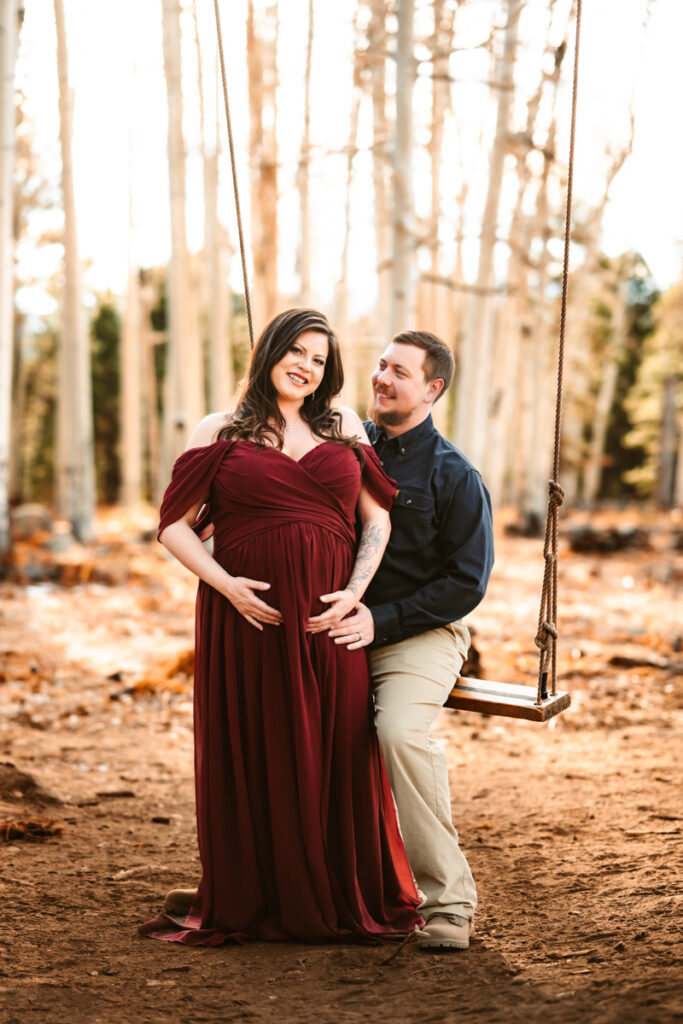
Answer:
[185, 411, 231, 450]
[336, 406, 371, 444]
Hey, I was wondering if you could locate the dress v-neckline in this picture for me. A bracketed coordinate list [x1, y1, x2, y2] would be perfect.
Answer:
[242, 438, 334, 465]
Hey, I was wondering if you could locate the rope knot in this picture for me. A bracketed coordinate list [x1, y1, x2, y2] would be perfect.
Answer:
[534, 620, 558, 651]
[548, 480, 565, 508]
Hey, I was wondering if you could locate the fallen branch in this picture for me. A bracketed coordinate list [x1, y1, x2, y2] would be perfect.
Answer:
[0, 818, 63, 842]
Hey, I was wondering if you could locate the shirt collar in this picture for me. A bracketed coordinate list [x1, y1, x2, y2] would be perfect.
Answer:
[379, 413, 435, 449]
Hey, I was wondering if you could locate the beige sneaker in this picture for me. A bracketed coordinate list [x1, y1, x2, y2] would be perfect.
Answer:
[163, 887, 197, 916]
[416, 913, 474, 951]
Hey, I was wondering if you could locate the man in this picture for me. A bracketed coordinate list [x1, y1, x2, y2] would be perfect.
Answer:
[328, 330, 494, 951]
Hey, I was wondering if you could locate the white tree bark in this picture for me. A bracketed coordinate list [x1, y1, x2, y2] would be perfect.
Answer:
[420, 0, 455, 339]
[335, 46, 362, 411]
[247, 0, 279, 330]
[54, 0, 95, 541]
[296, 0, 314, 307]
[193, 4, 233, 414]
[455, 0, 521, 465]
[389, 0, 416, 337]
[562, 107, 635, 504]
[367, 0, 390, 342]
[486, 8, 563, 507]
[160, 0, 204, 484]
[205, 144, 233, 413]
[0, 0, 20, 553]
[657, 374, 678, 508]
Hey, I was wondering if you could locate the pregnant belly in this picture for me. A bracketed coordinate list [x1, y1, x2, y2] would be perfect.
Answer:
[216, 520, 353, 618]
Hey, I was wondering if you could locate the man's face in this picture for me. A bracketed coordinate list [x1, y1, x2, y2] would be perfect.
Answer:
[369, 342, 442, 430]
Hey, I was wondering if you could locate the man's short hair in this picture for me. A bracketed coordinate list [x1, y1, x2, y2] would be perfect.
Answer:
[391, 330, 454, 400]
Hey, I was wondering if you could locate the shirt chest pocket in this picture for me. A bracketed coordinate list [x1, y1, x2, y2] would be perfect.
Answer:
[392, 487, 436, 544]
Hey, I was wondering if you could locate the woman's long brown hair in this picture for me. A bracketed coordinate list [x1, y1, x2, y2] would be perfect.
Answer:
[216, 308, 363, 459]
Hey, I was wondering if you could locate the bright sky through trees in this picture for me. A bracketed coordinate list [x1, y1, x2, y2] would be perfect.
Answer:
[14, 0, 682, 321]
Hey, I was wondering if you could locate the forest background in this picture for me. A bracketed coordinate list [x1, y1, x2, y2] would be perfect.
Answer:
[1, 0, 682, 549]
[1, 5, 682, 1019]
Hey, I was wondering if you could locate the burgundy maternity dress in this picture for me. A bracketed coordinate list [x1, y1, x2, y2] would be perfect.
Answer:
[140, 439, 422, 945]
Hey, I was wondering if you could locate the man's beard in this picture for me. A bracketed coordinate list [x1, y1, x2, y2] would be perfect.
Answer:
[367, 397, 412, 428]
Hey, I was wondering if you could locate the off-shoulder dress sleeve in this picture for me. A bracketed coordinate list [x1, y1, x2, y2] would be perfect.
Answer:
[359, 444, 398, 511]
[158, 439, 235, 539]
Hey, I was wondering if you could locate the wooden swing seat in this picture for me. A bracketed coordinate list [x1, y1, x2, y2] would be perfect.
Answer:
[445, 677, 571, 722]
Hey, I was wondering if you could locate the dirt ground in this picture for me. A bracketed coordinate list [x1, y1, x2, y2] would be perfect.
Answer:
[1, 507, 681, 1024]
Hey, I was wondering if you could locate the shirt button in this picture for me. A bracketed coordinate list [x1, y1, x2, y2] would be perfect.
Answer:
[406, 498, 412, 504]
[400, 448, 405, 454]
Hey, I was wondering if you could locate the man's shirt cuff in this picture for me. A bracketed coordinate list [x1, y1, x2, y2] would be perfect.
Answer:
[369, 603, 401, 647]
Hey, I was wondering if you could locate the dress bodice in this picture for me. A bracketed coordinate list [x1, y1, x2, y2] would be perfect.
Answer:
[159, 439, 397, 557]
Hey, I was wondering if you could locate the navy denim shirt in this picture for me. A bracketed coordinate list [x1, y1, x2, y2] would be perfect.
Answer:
[364, 414, 494, 647]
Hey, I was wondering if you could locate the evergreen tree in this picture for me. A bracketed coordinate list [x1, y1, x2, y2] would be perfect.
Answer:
[624, 279, 683, 503]
[90, 301, 121, 504]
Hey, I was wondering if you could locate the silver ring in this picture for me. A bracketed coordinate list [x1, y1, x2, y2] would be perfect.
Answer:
[356, 632, 362, 642]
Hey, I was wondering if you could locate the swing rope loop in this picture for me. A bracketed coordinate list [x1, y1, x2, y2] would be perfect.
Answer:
[213, 0, 255, 349]
[535, 0, 582, 706]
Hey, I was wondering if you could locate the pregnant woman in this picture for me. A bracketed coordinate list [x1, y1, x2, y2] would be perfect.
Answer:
[140, 308, 421, 945]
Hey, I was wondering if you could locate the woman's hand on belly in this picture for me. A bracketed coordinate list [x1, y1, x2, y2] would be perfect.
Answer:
[223, 576, 283, 631]
[306, 588, 356, 634]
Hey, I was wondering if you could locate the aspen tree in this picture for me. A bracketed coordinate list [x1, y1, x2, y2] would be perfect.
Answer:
[296, 0, 314, 307]
[419, 0, 455, 341]
[455, 0, 521, 466]
[247, 0, 279, 329]
[54, 0, 95, 541]
[193, 1, 233, 414]
[389, 0, 417, 337]
[160, 0, 204, 484]
[561, 131, 634, 504]
[0, 0, 20, 553]
[336, 5, 363, 412]
[367, 0, 390, 341]
[487, 2, 563, 508]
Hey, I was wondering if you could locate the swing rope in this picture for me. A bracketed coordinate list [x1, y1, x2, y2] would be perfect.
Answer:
[534, 0, 583, 705]
[213, 0, 255, 349]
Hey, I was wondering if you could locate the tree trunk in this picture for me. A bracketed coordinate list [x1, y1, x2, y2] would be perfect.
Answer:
[418, 0, 456, 434]
[674, 389, 683, 510]
[206, 146, 233, 413]
[193, 4, 233, 414]
[486, 6, 563, 507]
[54, 0, 95, 541]
[0, 0, 20, 553]
[139, 274, 162, 503]
[247, 0, 279, 331]
[562, 117, 636, 505]
[296, 0, 314, 307]
[160, 0, 204, 485]
[368, 0, 390, 342]
[335, 40, 362, 412]
[420, 0, 454, 339]
[657, 374, 678, 508]
[389, 0, 416, 337]
[120, 265, 143, 506]
[455, 0, 521, 466]
[583, 287, 628, 506]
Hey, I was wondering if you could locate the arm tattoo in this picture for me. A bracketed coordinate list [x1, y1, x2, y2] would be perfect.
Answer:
[346, 521, 388, 598]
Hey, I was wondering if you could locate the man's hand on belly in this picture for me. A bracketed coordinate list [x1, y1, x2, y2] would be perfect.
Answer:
[327, 603, 375, 650]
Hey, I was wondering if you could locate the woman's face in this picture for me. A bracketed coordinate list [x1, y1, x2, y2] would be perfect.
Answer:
[270, 330, 329, 403]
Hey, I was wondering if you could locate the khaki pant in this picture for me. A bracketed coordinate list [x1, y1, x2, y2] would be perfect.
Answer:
[370, 623, 476, 920]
